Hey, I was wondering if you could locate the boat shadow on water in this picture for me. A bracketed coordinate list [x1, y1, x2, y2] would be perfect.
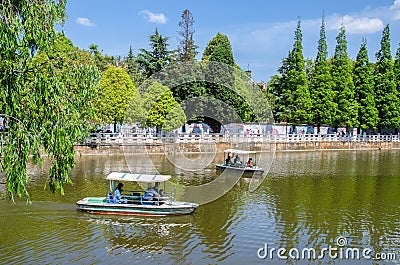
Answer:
[83, 212, 197, 259]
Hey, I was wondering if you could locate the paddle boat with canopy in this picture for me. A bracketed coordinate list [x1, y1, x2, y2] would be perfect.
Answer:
[76, 172, 199, 216]
[216, 149, 264, 175]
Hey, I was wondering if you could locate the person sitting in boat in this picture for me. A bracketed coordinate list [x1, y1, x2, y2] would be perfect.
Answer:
[148, 183, 160, 195]
[144, 183, 159, 201]
[114, 183, 127, 203]
[225, 154, 232, 165]
[233, 154, 241, 165]
[246, 158, 254, 168]
[153, 182, 160, 193]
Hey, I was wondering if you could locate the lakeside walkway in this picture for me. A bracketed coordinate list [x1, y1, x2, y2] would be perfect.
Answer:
[82, 133, 400, 146]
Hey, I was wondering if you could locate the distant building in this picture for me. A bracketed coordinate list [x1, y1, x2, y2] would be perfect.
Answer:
[254, 81, 267, 91]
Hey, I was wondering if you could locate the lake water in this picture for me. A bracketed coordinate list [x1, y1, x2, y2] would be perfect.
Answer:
[1, 150, 400, 264]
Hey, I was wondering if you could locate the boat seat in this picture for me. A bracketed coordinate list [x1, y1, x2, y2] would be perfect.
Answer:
[131, 192, 141, 198]
[126, 192, 141, 204]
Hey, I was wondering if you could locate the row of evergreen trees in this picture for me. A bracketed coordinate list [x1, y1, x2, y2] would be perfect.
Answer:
[269, 17, 400, 133]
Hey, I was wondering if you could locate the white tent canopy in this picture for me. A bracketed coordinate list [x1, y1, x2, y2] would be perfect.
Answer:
[223, 149, 257, 155]
[106, 172, 171, 183]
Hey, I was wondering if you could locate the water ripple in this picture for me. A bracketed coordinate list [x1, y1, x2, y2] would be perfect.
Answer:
[2, 151, 400, 264]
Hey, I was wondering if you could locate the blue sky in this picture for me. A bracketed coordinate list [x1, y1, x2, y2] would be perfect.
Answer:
[63, 0, 400, 82]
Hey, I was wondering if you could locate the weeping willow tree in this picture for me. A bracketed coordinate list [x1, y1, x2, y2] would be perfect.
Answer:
[0, 0, 100, 201]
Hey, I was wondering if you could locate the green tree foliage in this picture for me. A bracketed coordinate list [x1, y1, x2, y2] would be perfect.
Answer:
[353, 39, 378, 131]
[204, 35, 269, 129]
[162, 104, 187, 132]
[233, 70, 258, 122]
[0, 1, 100, 200]
[270, 58, 288, 123]
[205, 42, 243, 131]
[88, 44, 115, 72]
[34, 33, 98, 123]
[169, 10, 203, 105]
[201, 34, 237, 131]
[289, 20, 312, 125]
[394, 43, 400, 93]
[136, 28, 172, 79]
[374, 24, 400, 131]
[331, 25, 358, 128]
[223, 67, 271, 124]
[266, 75, 282, 120]
[170, 75, 205, 103]
[201, 33, 232, 61]
[142, 82, 186, 132]
[176, 9, 198, 62]
[96, 67, 141, 130]
[274, 20, 312, 125]
[121, 46, 143, 85]
[309, 16, 336, 131]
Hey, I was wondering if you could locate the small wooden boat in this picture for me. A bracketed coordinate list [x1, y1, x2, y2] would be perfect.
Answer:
[216, 149, 264, 175]
[76, 172, 199, 216]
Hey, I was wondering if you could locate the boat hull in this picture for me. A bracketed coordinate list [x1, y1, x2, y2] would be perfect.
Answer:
[76, 197, 199, 216]
[216, 164, 264, 175]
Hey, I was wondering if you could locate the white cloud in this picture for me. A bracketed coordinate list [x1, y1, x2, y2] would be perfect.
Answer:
[390, 0, 400, 20]
[390, 0, 400, 9]
[76, 17, 95, 27]
[139, 10, 168, 24]
[233, 13, 382, 55]
[326, 15, 384, 34]
[238, 13, 383, 53]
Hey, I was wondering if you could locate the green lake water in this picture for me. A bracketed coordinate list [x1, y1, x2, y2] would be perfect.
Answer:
[0, 150, 399, 264]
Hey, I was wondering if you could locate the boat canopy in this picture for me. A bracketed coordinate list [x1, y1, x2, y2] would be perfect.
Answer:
[223, 149, 257, 154]
[106, 172, 171, 183]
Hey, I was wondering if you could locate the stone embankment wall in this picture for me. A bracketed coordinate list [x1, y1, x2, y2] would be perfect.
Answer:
[74, 141, 399, 155]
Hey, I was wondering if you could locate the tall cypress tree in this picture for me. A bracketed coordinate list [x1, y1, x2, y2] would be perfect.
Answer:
[353, 39, 378, 132]
[331, 25, 358, 129]
[394, 43, 400, 93]
[309, 15, 336, 132]
[375, 24, 400, 132]
[281, 19, 312, 126]
[273, 20, 312, 126]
